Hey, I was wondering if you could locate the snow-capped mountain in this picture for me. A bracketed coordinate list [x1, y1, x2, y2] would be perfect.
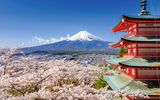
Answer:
[22, 31, 116, 54]
[68, 31, 102, 41]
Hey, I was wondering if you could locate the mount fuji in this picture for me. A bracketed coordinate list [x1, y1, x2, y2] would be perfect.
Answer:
[23, 31, 116, 54]
[68, 31, 102, 41]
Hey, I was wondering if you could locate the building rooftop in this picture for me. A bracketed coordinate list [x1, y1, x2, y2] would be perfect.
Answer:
[105, 75, 160, 96]
[123, 15, 160, 20]
[108, 36, 160, 48]
[106, 57, 160, 68]
[106, 57, 132, 66]
[120, 57, 160, 68]
[112, 15, 160, 32]
[109, 36, 160, 48]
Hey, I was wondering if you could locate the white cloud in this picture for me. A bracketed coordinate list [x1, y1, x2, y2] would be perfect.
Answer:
[31, 34, 70, 46]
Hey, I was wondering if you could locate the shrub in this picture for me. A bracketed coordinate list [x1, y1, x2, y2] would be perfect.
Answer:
[7, 85, 40, 96]
[93, 75, 108, 89]
[117, 47, 128, 58]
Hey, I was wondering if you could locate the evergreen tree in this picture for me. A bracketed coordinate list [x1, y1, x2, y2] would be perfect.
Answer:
[117, 47, 128, 58]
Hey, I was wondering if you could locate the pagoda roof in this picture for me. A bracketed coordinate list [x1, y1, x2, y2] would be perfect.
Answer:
[108, 42, 124, 48]
[109, 36, 160, 48]
[105, 75, 160, 96]
[112, 19, 134, 32]
[120, 57, 160, 68]
[123, 15, 160, 20]
[122, 36, 160, 43]
[106, 57, 160, 68]
[106, 57, 132, 66]
[112, 15, 160, 32]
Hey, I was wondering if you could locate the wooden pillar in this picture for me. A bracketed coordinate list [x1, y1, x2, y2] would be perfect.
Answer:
[136, 44, 138, 56]
[136, 23, 138, 35]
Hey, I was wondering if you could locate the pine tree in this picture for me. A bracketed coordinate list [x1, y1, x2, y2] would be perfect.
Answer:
[117, 47, 128, 58]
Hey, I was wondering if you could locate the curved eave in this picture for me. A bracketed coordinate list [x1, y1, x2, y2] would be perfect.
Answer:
[106, 57, 160, 68]
[105, 57, 133, 67]
[108, 42, 122, 48]
[119, 63, 160, 68]
[108, 36, 160, 48]
[112, 21, 134, 32]
[105, 61, 119, 67]
[112, 15, 160, 33]
[105, 75, 160, 96]
[119, 57, 160, 68]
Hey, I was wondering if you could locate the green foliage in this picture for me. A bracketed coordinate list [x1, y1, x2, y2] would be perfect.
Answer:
[46, 85, 60, 92]
[97, 64, 104, 67]
[56, 79, 79, 87]
[117, 47, 128, 58]
[103, 65, 118, 71]
[110, 66, 118, 70]
[62, 79, 79, 86]
[93, 75, 108, 89]
[46, 79, 79, 92]
[7, 85, 40, 96]
[7, 89, 22, 96]
[34, 98, 46, 100]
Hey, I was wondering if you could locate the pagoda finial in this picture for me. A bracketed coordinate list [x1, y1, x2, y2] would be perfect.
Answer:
[139, 0, 151, 16]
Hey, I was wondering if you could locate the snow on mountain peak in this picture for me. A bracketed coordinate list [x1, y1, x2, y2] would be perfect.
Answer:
[68, 31, 102, 41]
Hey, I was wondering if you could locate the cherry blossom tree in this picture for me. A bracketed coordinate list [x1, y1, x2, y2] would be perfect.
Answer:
[0, 48, 23, 75]
[0, 48, 147, 100]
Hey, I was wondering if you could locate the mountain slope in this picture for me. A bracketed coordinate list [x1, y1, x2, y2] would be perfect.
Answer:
[22, 31, 116, 54]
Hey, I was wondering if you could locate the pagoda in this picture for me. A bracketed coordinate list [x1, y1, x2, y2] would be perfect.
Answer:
[105, 0, 160, 100]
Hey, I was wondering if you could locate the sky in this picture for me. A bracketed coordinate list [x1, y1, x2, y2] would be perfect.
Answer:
[0, 0, 160, 47]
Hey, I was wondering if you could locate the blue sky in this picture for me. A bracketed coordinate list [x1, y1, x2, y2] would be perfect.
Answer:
[0, 0, 160, 47]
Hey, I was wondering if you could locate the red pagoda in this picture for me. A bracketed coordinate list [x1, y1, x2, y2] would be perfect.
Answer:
[105, 0, 160, 100]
